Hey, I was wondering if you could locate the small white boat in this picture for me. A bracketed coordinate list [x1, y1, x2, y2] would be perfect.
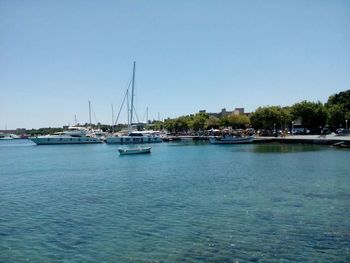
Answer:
[118, 146, 151, 155]
[209, 134, 254, 144]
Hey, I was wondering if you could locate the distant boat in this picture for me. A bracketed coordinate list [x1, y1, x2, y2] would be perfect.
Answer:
[106, 62, 162, 144]
[118, 146, 151, 155]
[332, 141, 350, 148]
[107, 131, 162, 144]
[29, 127, 102, 145]
[209, 134, 254, 144]
[178, 136, 193, 141]
[0, 133, 20, 140]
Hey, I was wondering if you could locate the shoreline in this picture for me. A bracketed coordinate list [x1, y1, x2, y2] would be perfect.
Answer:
[2, 134, 350, 146]
[253, 135, 350, 145]
[162, 135, 350, 146]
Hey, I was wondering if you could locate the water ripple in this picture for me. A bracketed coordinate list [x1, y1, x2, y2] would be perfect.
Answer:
[1, 142, 349, 262]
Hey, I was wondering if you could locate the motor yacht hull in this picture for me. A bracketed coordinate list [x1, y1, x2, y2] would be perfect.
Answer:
[106, 136, 162, 144]
[29, 137, 102, 145]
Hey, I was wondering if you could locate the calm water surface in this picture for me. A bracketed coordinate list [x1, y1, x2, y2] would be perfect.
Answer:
[0, 140, 349, 262]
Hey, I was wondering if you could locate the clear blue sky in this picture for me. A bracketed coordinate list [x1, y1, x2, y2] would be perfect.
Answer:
[1, 0, 349, 129]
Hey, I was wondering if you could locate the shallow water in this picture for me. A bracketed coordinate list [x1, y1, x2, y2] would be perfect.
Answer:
[1, 140, 349, 262]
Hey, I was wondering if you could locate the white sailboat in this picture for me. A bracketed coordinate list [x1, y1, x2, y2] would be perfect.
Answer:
[106, 62, 162, 144]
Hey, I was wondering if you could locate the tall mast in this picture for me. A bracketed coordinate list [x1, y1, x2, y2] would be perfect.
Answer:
[88, 100, 92, 125]
[130, 61, 136, 130]
[127, 89, 130, 133]
[111, 104, 114, 132]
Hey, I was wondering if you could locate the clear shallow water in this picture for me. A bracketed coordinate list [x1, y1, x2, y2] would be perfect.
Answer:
[0, 140, 349, 262]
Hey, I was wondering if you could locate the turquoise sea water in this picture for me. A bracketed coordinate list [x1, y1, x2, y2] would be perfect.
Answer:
[0, 140, 349, 262]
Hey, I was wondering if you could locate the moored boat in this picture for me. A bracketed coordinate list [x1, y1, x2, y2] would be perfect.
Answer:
[29, 127, 102, 145]
[209, 134, 254, 144]
[0, 133, 20, 140]
[107, 131, 162, 144]
[107, 62, 162, 144]
[118, 146, 151, 155]
[332, 141, 350, 148]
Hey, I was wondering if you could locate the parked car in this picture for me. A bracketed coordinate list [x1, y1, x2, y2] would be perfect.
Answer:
[336, 129, 350, 136]
[320, 127, 331, 135]
[292, 128, 310, 135]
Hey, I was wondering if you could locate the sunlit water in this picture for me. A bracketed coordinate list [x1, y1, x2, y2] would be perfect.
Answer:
[1, 140, 349, 262]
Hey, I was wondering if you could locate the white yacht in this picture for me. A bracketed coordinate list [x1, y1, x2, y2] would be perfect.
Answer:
[90, 128, 108, 141]
[106, 62, 162, 144]
[29, 127, 102, 145]
[209, 134, 254, 144]
[106, 131, 162, 144]
[0, 133, 20, 140]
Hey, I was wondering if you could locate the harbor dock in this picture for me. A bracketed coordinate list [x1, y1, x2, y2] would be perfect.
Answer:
[253, 135, 350, 145]
[162, 135, 350, 146]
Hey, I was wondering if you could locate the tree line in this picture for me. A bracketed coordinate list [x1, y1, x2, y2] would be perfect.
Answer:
[150, 90, 350, 134]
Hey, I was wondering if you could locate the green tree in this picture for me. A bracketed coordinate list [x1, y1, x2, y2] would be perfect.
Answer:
[251, 106, 292, 130]
[226, 114, 251, 129]
[173, 116, 190, 133]
[150, 120, 164, 131]
[189, 113, 208, 131]
[291, 101, 327, 131]
[164, 118, 176, 133]
[326, 90, 350, 111]
[220, 116, 230, 127]
[326, 90, 350, 129]
[204, 116, 220, 129]
[326, 104, 344, 129]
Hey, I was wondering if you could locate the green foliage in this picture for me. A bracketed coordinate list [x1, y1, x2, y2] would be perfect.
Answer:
[27, 127, 63, 136]
[163, 113, 209, 133]
[163, 116, 189, 133]
[291, 101, 327, 130]
[224, 114, 250, 129]
[205, 116, 220, 129]
[220, 116, 230, 127]
[147, 89, 350, 133]
[175, 116, 190, 132]
[326, 104, 344, 128]
[326, 90, 350, 111]
[250, 106, 292, 130]
[326, 90, 350, 128]
[188, 113, 209, 131]
[164, 118, 175, 133]
[149, 120, 164, 131]
[98, 124, 113, 132]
